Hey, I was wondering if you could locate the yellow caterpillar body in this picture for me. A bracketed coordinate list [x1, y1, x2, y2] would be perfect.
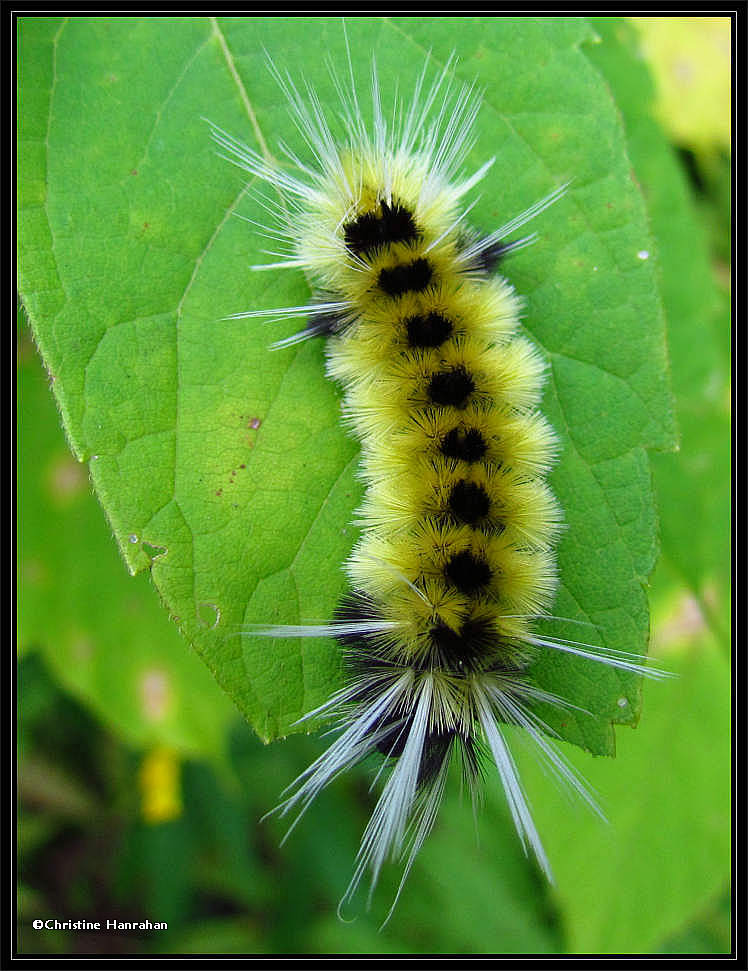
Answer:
[210, 51, 668, 916]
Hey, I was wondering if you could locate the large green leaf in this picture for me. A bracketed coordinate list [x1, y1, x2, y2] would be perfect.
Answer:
[18, 316, 237, 757]
[18, 16, 675, 749]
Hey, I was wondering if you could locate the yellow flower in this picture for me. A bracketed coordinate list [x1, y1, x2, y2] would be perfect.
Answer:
[139, 747, 182, 823]
[631, 17, 731, 151]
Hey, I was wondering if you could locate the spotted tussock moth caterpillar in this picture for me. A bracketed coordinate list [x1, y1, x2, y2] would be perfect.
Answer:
[208, 39, 671, 919]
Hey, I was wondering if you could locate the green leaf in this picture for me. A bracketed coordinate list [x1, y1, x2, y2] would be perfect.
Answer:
[18, 319, 237, 758]
[516, 643, 730, 953]
[18, 16, 675, 749]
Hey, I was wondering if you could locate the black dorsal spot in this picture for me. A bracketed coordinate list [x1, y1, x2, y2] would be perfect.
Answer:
[344, 201, 419, 256]
[405, 312, 453, 348]
[444, 550, 492, 594]
[428, 366, 475, 408]
[448, 480, 491, 525]
[440, 427, 488, 463]
[378, 258, 433, 297]
[429, 617, 496, 670]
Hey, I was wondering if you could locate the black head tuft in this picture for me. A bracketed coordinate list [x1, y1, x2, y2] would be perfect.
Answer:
[344, 201, 420, 257]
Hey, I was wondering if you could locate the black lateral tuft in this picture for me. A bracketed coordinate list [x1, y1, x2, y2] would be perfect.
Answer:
[373, 721, 456, 789]
[405, 311, 453, 349]
[428, 366, 475, 408]
[334, 590, 383, 653]
[448, 480, 491, 525]
[378, 258, 433, 297]
[305, 310, 346, 338]
[420, 729, 483, 788]
[440, 426, 488, 463]
[333, 589, 378, 627]
[444, 550, 492, 594]
[373, 715, 410, 759]
[470, 238, 513, 273]
[417, 730, 454, 785]
[344, 201, 420, 256]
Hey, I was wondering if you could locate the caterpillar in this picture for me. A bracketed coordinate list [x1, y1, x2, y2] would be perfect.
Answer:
[209, 44, 669, 919]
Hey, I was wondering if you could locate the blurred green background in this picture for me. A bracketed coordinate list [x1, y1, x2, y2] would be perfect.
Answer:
[17, 17, 731, 955]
